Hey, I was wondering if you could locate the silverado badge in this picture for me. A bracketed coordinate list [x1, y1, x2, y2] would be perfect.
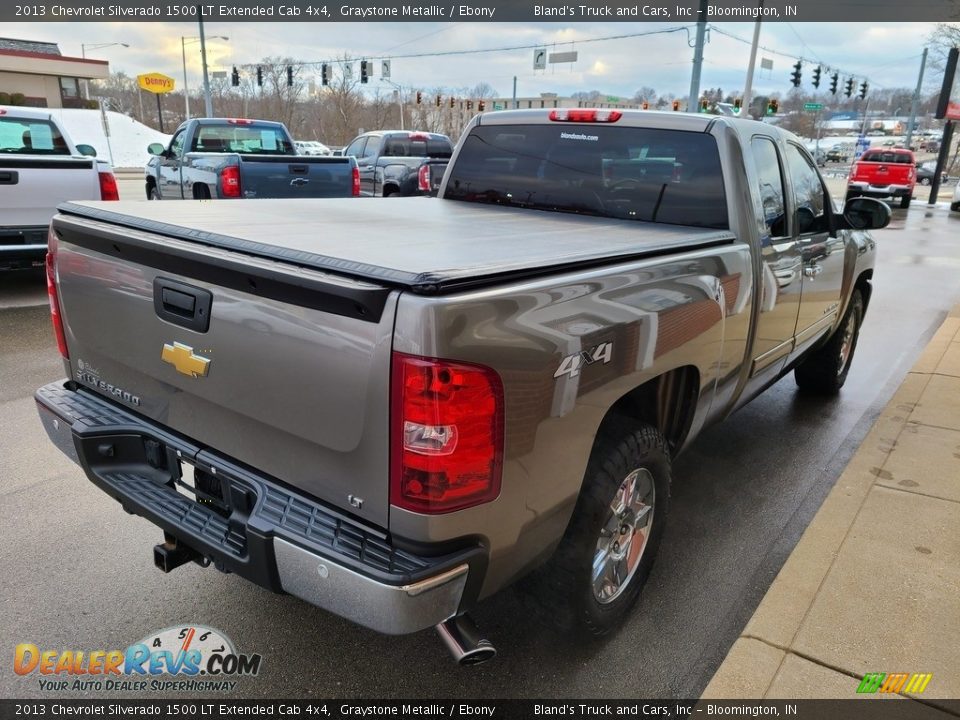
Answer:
[161, 342, 211, 378]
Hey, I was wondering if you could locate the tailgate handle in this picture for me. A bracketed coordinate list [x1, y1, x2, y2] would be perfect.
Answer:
[0, 171, 18, 185]
[154, 278, 212, 333]
[289, 164, 308, 174]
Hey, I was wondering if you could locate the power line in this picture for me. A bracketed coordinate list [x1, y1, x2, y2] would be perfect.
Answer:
[235, 25, 695, 71]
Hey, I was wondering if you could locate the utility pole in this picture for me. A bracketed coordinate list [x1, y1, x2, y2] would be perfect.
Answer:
[687, 0, 708, 113]
[512, 76, 517, 110]
[198, 14, 213, 118]
[182, 37, 191, 120]
[742, 3, 763, 118]
[905, 48, 927, 149]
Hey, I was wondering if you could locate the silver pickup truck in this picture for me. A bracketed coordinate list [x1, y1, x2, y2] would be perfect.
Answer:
[37, 110, 887, 665]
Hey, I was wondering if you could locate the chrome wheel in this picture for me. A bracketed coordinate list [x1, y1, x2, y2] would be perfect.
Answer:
[837, 308, 857, 376]
[592, 468, 655, 604]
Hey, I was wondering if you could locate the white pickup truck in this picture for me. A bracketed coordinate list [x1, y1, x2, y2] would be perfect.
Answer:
[0, 106, 118, 271]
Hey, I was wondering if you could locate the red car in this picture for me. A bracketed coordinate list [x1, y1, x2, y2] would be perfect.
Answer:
[846, 148, 916, 209]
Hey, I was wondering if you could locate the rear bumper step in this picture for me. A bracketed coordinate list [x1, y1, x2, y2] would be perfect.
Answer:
[35, 381, 483, 635]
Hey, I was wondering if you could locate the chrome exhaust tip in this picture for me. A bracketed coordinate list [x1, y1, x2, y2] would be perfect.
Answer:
[436, 614, 497, 666]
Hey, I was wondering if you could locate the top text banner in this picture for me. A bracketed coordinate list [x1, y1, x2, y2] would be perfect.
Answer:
[5, 0, 960, 22]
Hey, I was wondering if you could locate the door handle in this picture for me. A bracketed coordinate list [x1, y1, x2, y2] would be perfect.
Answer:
[804, 265, 823, 279]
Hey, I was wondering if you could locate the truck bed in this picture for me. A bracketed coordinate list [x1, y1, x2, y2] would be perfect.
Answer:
[58, 198, 735, 293]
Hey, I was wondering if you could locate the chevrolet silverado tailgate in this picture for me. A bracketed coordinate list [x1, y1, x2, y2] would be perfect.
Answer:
[50, 211, 396, 527]
[238, 155, 356, 198]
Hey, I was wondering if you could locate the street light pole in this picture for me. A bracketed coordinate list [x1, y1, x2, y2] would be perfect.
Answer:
[198, 16, 213, 117]
[381, 79, 405, 130]
[181, 37, 190, 120]
[79, 42, 129, 100]
[181, 35, 228, 121]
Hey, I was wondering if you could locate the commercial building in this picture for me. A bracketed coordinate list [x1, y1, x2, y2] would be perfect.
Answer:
[0, 38, 109, 109]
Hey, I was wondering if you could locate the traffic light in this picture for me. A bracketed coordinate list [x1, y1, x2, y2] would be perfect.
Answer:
[672, 100, 680, 112]
[790, 61, 802, 88]
[859, 81, 868, 100]
[360, 60, 369, 84]
[416, 91, 422, 105]
[829, 72, 838, 95]
[733, 97, 742, 111]
[812, 66, 821, 89]
[845, 77, 854, 97]
[286, 66, 293, 87]
[256, 66, 263, 87]
[321, 64, 329, 86]
[478, 100, 485, 111]
[435, 94, 441, 107]
[641, 101, 649, 110]
[699, 98, 708, 113]
[231, 66, 239, 87]
[466, 100, 473, 110]
[449, 96, 455, 108]
[766, 99, 779, 115]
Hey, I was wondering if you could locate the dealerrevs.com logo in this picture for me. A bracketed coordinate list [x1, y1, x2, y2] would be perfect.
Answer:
[14, 625, 262, 693]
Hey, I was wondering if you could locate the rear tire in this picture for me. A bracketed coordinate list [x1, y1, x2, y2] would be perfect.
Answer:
[521, 420, 671, 636]
[147, 185, 160, 200]
[795, 289, 864, 395]
[900, 195, 911, 209]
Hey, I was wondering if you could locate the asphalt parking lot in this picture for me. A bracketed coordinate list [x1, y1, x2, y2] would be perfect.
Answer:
[2, 190, 960, 700]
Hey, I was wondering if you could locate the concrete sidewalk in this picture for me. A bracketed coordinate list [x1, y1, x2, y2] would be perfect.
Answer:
[703, 306, 960, 710]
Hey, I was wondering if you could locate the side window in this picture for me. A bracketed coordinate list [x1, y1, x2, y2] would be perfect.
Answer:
[363, 136, 382, 159]
[344, 137, 366, 159]
[751, 137, 788, 238]
[169, 129, 186, 158]
[785, 144, 830, 235]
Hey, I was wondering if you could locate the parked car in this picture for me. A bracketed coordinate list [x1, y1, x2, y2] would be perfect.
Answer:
[38, 110, 886, 663]
[915, 161, 947, 186]
[342, 130, 453, 196]
[846, 147, 916, 208]
[826, 145, 852, 163]
[145, 118, 359, 200]
[295, 140, 332, 156]
[0, 105, 117, 271]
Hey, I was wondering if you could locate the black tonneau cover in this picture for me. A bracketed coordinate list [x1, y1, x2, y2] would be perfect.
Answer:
[57, 198, 735, 294]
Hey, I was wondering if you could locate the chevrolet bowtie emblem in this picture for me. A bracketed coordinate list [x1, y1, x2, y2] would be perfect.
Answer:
[161, 342, 211, 378]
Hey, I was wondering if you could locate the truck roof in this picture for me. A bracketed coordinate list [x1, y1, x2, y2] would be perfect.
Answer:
[58, 198, 734, 294]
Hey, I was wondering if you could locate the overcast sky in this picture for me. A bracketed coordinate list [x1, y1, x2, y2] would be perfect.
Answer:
[7, 21, 945, 100]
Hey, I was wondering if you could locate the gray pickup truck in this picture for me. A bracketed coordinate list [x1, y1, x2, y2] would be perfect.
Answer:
[145, 118, 359, 200]
[343, 129, 452, 196]
[37, 109, 888, 665]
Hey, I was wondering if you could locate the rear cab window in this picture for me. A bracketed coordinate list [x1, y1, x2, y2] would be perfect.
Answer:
[0, 117, 70, 155]
[191, 123, 293, 155]
[860, 151, 913, 164]
[444, 124, 728, 229]
[381, 133, 453, 159]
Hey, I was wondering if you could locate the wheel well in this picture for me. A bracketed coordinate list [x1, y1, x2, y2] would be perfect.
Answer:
[193, 183, 210, 199]
[597, 366, 700, 456]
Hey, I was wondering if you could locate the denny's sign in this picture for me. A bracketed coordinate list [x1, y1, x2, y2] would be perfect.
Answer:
[137, 73, 175, 94]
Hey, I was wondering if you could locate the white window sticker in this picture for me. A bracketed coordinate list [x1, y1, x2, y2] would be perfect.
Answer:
[260, 131, 277, 151]
[29, 123, 55, 150]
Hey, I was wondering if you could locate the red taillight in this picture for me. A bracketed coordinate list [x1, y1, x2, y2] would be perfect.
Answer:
[46, 229, 68, 359]
[219, 165, 241, 198]
[98, 171, 119, 201]
[352, 166, 360, 197]
[391, 353, 503, 514]
[417, 163, 431, 193]
[549, 109, 622, 123]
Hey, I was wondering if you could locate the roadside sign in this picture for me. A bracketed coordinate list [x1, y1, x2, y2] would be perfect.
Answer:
[137, 73, 175, 94]
[550, 51, 578, 64]
[804, 103, 823, 111]
[493, 102, 504, 111]
[381, 60, 391, 80]
[854, 135, 870, 160]
[533, 48, 546, 70]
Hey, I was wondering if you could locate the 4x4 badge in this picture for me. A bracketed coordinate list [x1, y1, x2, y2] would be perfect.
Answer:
[161, 342, 211, 378]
